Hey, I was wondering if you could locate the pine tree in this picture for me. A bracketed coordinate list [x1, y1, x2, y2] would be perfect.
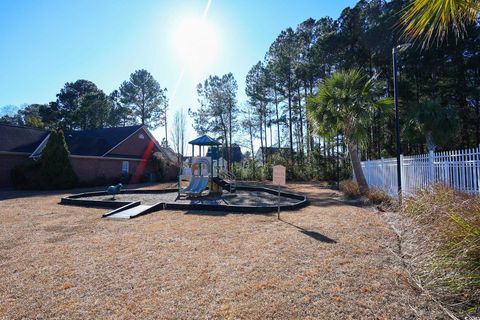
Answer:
[40, 130, 78, 189]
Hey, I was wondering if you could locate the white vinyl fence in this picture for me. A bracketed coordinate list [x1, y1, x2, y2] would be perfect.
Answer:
[360, 147, 480, 197]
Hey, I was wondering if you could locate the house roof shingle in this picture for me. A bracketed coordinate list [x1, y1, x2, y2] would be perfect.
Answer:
[0, 124, 175, 160]
[0, 124, 48, 153]
[64, 125, 143, 157]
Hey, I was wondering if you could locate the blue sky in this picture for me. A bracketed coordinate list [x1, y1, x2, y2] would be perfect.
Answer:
[0, 0, 356, 144]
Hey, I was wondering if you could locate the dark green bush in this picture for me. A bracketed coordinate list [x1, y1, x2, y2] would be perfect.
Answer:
[11, 161, 42, 189]
[151, 151, 177, 182]
[119, 173, 132, 184]
[11, 130, 78, 190]
[39, 130, 78, 189]
[92, 175, 108, 187]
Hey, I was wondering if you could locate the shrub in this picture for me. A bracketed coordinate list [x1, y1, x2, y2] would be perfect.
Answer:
[11, 161, 42, 189]
[151, 152, 166, 181]
[366, 188, 391, 205]
[151, 151, 178, 182]
[339, 179, 361, 198]
[402, 184, 480, 316]
[92, 175, 108, 187]
[238, 159, 262, 181]
[39, 130, 78, 189]
[119, 173, 132, 184]
[11, 130, 78, 190]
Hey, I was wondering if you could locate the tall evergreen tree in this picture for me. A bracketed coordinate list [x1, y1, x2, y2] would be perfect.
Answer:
[267, 28, 300, 160]
[39, 130, 78, 189]
[119, 69, 167, 129]
[246, 62, 270, 163]
[107, 90, 132, 127]
[56, 80, 99, 130]
[191, 73, 239, 170]
[76, 91, 111, 130]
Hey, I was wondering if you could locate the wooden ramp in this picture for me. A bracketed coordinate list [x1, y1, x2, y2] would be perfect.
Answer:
[105, 204, 154, 220]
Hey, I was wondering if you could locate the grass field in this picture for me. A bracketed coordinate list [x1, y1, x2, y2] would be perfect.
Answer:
[0, 183, 444, 319]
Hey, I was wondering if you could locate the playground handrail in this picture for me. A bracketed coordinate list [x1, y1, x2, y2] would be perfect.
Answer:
[218, 169, 236, 193]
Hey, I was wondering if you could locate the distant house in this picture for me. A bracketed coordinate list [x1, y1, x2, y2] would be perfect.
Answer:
[255, 147, 292, 165]
[207, 143, 244, 164]
[0, 124, 178, 188]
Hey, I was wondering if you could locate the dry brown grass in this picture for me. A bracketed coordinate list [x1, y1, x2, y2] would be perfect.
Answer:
[367, 188, 392, 206]
[0, 183, 444, 319]
[339, 179, 361, 199]
[396, 185, 480, 317]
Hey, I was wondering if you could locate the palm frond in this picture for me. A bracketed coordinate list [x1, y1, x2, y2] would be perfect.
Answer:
[401, 0, 480, 48]
[306, 69, 391, 144]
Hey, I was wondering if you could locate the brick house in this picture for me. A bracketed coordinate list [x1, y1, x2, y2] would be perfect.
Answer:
[0, 124, 178, 188]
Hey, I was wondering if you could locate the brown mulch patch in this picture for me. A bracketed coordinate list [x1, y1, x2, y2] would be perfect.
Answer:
[0, 183, 444, 319]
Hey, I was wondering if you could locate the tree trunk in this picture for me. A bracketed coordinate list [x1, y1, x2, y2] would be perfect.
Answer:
[259, 114, 264, 165]
[274, 85, 281, 148]
[248, 119, 255, 178]
[287, 80, 294, 161]
[269, 113, 273, 148]
[476, 96, 480, 146]
[219, 114, 230, 171]
[224, 131, 230, 172]
[141, 87, 146, 125]
[264, 107, 268, 162]
[347, 139, 368, 194]
[229, 104, 233, 171]
[164, 113, 168, 147]
[322, 136, 326, 167]
[297, 86, 304, 158]
[304, 84, 312, 156]
[326, 137, 331, 176]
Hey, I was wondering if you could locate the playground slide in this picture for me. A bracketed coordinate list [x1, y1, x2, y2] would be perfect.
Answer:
[186, 176, 209, 196]
[181, 176, 201, 194]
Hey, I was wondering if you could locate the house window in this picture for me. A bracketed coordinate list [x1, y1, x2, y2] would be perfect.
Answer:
[122, 161, 129, 174]
[138, 134, 145, 139]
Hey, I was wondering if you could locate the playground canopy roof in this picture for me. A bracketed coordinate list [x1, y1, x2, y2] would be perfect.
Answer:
[189, 135, 221, 146]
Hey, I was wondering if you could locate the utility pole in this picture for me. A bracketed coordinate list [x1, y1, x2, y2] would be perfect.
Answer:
[392, 43, 411, 202]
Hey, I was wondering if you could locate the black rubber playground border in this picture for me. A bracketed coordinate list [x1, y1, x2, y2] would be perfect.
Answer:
[60, 186, 309, 217]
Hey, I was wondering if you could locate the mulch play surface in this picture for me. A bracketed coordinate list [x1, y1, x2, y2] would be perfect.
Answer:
[76, 189, 301, 206]
[0, 183, 444, 319]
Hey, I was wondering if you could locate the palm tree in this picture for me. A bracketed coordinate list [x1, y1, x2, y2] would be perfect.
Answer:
[307, 69, 392, 194]
[401, 0, 480, 48]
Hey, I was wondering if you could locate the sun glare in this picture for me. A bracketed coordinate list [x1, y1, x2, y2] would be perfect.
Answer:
[172, 16, 220, 72]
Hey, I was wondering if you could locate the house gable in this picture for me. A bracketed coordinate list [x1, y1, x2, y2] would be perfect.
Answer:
[105, 127, 160, 159]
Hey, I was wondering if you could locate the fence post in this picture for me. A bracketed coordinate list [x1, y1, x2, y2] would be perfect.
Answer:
[400, 154, 404, 196]
[444, 158, 450, 186]
[429, 150, 434, 185]
[476, 146, 480, 194]
[377, 157, 386, 190]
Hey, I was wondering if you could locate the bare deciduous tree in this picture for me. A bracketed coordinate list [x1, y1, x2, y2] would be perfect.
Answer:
[171, 108, 187, 166]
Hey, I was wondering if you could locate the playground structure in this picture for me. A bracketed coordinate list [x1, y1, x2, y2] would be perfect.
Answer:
[60, 135, 308, 219]
[179, 135, 236, 197]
